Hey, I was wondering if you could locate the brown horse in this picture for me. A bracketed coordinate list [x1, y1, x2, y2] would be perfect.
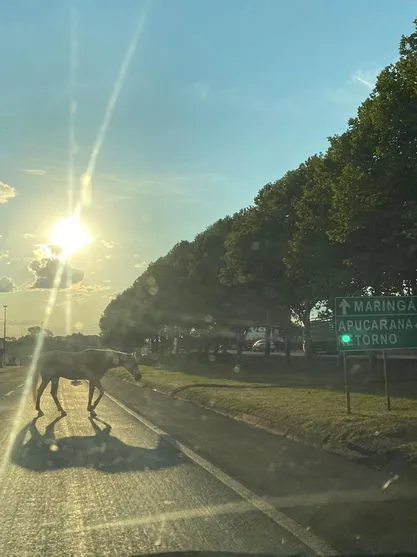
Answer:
[32, 349, 141, 417]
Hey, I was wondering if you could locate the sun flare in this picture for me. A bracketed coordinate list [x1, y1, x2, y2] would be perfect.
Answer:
[50, 216, 94, 256]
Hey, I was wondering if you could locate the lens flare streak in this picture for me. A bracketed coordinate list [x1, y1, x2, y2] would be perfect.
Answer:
[66, 7, 78, 335]
[81, 2, 150, 206]
[0, 2, 150, 488]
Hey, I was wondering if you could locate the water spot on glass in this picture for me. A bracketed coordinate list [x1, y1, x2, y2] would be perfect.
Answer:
[208, 354, 215, 362]
[237, 274, 246, 284]
[233, 364, 241, 374]
[205, 314, 213, 323]
[49, 443, 59, 452]
[251, 241, 260, 250]
[149, 285, 159, 296]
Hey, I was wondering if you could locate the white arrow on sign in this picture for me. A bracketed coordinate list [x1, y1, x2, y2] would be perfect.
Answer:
[339, 299, 350, 315]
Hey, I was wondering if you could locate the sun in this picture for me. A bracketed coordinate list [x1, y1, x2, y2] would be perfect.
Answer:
[50, 216, 94, 256]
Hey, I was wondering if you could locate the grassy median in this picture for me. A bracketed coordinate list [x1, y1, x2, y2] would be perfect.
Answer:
[109, 359, 417, 464]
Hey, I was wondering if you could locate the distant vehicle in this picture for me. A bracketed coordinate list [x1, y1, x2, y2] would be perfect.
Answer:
[303, 317, 338, 355]
[252, 339, 277, 352]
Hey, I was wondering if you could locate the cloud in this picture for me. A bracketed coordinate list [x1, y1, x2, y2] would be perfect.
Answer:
[192, 81, 211, 102]
[134, 261, 148, 270]
[28, 258, 85, 289]
[23, 233, 35, 239]
[190, 81, 297, 116]
[327, 69, 380, 106]
[60, 282, 110, 306]
[32, 244, 61, 260]
[99, 172, 211, 201]
[0, 276, 16, 292]
[350, 70, 379, 90]
[102, 240, 114, 249]
[23, 169, 47, 176]
[71, 283, 109, 294]
[0, 182, 17, 204]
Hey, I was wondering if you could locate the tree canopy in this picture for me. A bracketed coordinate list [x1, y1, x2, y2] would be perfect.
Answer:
[100, 20, 417, 354]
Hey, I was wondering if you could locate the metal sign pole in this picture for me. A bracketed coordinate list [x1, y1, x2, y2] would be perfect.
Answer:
[382, 350, 391, 411]
[343, 351, 351, 414]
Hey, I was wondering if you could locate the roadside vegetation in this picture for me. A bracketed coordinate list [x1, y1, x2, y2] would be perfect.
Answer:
[103, 21, 417, 464]
[110, 354, 417, 464]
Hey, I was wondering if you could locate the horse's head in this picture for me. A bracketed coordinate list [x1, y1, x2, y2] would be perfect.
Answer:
[121, 352, 142, 382]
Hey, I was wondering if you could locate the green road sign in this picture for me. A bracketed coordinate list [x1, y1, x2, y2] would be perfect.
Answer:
[335, 296, 417, 351]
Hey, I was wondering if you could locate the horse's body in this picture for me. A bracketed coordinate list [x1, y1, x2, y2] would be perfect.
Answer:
[33, 348, 141, 417]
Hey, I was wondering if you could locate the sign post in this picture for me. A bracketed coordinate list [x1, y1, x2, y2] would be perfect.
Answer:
[382, 350, 391, 412]
[343, 352, 351, 414]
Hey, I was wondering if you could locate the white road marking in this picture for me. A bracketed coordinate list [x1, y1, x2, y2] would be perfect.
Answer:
[105, 392, 337, 556]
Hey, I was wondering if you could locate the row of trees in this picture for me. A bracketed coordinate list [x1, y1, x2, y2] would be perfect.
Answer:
[100, 21, 417, 359]
[3, 330, 101, 365]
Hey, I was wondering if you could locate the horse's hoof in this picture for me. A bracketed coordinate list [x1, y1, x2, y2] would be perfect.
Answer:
[89, 410, 97, 418]
[60, 410, 67, 417]
[37, 411, 44, 418]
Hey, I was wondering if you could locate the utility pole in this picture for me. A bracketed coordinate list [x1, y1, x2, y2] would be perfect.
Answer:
[3, 305, 7, 366]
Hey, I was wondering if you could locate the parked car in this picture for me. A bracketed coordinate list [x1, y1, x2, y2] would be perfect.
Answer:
[252, 339, 276, 352]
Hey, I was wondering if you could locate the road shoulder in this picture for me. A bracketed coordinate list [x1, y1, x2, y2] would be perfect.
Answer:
[103, 374, 417, 554]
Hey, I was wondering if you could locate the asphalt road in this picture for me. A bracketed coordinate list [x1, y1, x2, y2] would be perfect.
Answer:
[101, 375, 417, 556]
[2, 366, 417, 557]
[0, 367, 315, 557]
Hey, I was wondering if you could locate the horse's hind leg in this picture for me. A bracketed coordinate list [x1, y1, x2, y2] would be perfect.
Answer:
[90, 378, 104, 415]
[36, 378, 50, 417]
[50, 378, 67, 416]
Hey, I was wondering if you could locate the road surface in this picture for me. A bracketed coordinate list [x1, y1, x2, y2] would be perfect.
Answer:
[2, 366, 417, 556]
[0, 367, 317, 557]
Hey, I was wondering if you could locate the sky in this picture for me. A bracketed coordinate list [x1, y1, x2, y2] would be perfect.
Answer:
[0, 0, 415, 337]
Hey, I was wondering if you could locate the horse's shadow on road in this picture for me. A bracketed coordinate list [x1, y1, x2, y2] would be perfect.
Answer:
[11, 416, 185, 473]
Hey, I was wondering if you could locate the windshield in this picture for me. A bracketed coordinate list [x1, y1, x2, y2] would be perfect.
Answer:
[1, 1, 417, 556]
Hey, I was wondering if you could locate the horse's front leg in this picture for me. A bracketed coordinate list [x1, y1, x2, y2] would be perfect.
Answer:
[87, 380, 95, 415]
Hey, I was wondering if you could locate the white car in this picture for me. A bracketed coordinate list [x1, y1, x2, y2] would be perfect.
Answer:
[252, 339, 276, 352]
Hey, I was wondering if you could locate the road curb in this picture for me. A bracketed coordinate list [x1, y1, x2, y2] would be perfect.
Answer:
[117, 376, 371, 464]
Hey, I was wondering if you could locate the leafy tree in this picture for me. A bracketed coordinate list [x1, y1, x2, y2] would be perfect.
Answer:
[328, 20, 417, 295]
